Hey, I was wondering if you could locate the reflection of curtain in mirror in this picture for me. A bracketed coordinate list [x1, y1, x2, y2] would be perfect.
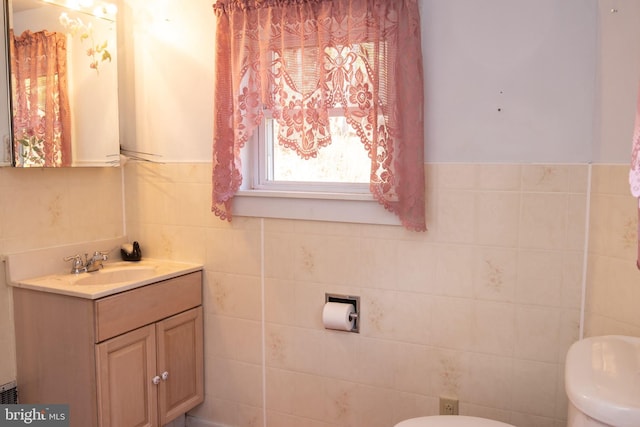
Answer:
[10, 30, 71, 167]
[630, 85, 640, 269]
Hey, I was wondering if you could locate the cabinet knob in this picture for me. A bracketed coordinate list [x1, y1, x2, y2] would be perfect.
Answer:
[152, 375, 161, 385]
[161, 371, 169, 381]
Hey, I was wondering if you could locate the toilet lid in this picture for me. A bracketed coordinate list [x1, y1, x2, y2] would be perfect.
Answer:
[395, 416, 515, 427]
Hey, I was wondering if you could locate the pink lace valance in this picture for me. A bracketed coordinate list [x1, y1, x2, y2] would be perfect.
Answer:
[212, 0, 426, 231]
[213, 0, 325, 13]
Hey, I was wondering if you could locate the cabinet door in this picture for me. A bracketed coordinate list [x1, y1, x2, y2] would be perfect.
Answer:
[96, 324, 158, 427]
[156, 307, 204, 425]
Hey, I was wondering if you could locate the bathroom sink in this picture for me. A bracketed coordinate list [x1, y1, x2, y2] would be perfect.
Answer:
[72, 265, 157, 286]
[565, 335, 640, 427]
[8, 258, 202, 299]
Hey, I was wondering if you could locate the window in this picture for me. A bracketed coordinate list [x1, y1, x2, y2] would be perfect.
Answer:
[251, 114, 370, 188]
[235, 111, 400, 226]
[212, 0, 426, 231]
[236, 42, 399, 225]
[237, 110, 400, 225]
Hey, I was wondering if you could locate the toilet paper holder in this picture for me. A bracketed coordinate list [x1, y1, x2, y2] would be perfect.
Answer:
[325, 293, 360, 333]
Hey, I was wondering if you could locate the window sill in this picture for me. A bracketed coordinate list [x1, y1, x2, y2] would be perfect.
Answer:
[233, 190, 401, 226]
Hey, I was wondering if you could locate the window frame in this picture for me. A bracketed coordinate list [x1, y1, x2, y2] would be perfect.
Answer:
[234, 116, 401, 226]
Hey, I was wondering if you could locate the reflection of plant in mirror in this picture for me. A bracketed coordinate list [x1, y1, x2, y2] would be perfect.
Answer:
[59, 12, 112, 74]
[17, 134, 47, 167]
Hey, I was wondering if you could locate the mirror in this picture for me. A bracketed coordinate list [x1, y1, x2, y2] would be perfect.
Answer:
[7, 0, 119, 167]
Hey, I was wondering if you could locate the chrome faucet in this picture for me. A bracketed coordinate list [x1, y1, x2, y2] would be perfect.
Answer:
[63, 251, 109, 274]
[63, 254, 87, 274]
[85, 251, 109, 272]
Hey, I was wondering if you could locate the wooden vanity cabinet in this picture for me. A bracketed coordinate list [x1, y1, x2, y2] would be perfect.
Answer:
[96, 306, 203, 427]
[13, 271, 204, 427]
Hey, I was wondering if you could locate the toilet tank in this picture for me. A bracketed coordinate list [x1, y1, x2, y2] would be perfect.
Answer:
[565, 335, 640, 427]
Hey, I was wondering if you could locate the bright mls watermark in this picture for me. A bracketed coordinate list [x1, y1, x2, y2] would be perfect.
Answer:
[0, 405, 68, 426]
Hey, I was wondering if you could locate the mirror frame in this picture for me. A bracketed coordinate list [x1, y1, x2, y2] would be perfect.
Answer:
[0, 0, 12, 166]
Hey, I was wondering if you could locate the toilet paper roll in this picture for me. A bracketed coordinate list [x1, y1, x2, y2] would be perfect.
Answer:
[322, 302, 355, 331]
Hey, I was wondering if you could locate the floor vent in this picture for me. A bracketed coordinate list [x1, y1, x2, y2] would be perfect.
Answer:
[0, 381, 18, 404]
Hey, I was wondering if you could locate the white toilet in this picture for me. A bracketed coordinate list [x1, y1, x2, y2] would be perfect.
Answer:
[395, 416, 515, 427]
[565, 335, 640, 427]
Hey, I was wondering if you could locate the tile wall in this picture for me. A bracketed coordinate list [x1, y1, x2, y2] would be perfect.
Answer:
[0, 162, 637, 426]
[584, 164, 640, 336]
[0, 166, 124, 386]
[124, 162, 588, 427]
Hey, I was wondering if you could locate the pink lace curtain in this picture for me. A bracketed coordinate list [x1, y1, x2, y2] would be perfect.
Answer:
[212, 0, 426, 231]
[11, 30, 71, 167]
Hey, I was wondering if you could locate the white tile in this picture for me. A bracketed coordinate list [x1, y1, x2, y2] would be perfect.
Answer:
[475, 191, 520, 247]
[519, 193, 568, 250]
[515, 250, 563, 307]
[511, 360, 558, 418]
[515, 306, 561, 363]
[430, 297, 475, 351]
[474, 247, 518, 303]
[473, 301, 516, 356]
[461, 353, 513, 410]
[435, 245, 475, 298]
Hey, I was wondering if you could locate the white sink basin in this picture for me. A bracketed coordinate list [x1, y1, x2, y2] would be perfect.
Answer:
[8, 259, 202, 299]
[565, 335, 640, 427]
[72, 265, 158, 286]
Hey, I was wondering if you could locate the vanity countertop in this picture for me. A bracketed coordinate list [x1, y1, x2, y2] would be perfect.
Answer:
[7, 258, 203, 300]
